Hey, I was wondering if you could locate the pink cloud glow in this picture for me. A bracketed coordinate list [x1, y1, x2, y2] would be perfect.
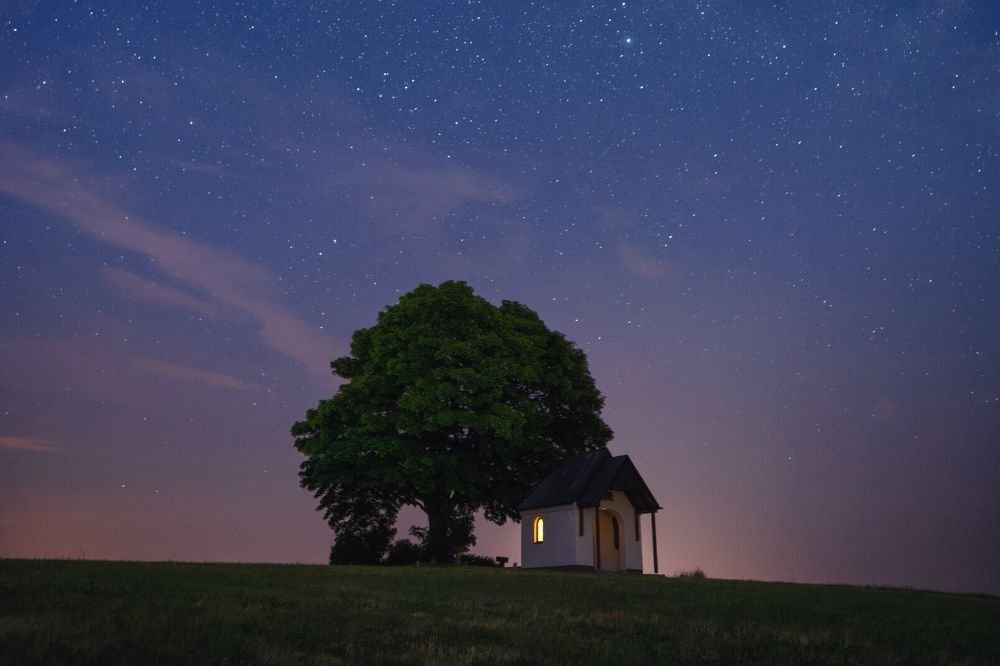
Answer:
[0, 436, 61, 453]
[130, 357, 262, 391]
[102, 267, 221, 320]
[0, 141, 340, 377]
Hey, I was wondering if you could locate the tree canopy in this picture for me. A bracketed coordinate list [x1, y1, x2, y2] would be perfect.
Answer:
[292, 281, 612, 562]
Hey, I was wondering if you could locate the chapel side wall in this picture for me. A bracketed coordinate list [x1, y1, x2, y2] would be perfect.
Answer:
[520, 504, 577, 568]
[575, 506, 595, 567]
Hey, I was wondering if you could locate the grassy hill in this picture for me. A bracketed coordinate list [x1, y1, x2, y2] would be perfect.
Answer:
[1, 559, 997, 664]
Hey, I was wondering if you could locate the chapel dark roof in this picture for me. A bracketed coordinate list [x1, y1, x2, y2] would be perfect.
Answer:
[517, 447, 661, 514]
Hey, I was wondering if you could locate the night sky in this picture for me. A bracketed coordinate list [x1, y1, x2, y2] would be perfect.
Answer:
[2, 2, 998, 595]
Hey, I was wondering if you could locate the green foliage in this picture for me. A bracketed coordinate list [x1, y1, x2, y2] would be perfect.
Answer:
[324, 486, 397, 564]
[408, 506, 476, 560]
[3, 560, 999, 665]
[293, 281, 612, 562]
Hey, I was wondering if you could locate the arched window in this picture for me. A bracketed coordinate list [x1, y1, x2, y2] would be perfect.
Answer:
[611, 516, 620, 550]
[533, 516, 544, 543]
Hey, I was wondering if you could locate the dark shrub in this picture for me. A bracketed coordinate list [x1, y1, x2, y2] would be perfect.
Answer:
[458, 553, 499, 567]
[678, 568, 706, 579]
[329, 523, 396, 565]
[384, 539, 425, 565]
[408, 507, 476, 563]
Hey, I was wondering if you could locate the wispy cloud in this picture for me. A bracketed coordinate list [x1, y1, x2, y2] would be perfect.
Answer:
[130, 357, 262, 391]
[102, 268, 221, 320]
[0, 436, 61, 453]
[617, 242, 676, 282]
[171, 160, 249, 180]
[0, 140, 339, 377]
[336, 160, 522, 227]
[266, 92, 523, 231]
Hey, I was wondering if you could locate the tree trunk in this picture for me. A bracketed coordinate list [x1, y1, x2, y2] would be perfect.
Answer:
[423, 496, 456, 563]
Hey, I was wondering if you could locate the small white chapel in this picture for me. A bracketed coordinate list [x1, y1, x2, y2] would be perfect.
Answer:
[517, 448, 661, 573]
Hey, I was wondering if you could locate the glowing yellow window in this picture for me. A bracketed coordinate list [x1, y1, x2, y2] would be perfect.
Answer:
[533, 516, 544, 543]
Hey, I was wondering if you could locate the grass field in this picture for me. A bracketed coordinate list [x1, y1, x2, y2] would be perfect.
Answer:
[1, 559, 998, 664]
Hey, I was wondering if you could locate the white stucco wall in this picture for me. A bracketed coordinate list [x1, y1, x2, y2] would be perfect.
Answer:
[575, 506, 596, 567]
[520, 503, 577, 568]
[521, 491, 646, 571]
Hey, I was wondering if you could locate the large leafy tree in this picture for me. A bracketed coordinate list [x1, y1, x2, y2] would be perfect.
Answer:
[292, 281, 612, 562]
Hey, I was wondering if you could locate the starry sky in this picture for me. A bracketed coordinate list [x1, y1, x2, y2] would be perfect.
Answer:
[2, 2, 998, 594]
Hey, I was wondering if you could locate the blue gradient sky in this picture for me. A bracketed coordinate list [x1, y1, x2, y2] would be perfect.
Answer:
[1, 2, 998, 594]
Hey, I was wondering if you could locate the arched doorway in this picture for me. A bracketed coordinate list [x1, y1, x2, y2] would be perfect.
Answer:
[593, 508, 624, 570]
